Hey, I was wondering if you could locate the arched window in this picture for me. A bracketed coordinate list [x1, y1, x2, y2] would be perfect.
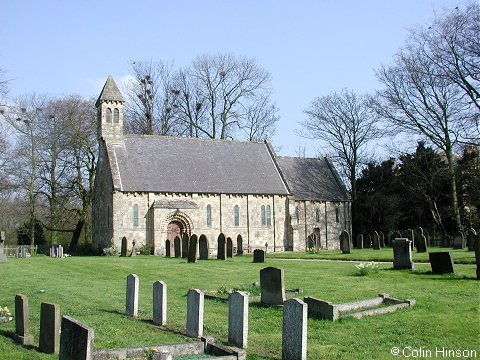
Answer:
[106, 108, 112, 123]
[206, 204, 212, 227]
[266, 205, 271, 226]
[295, 207, 300, 224]
[113, 108, 120, 123]
[335, 207, 340, 223]
[316, 208, 321, 223]
[261, 205, 266, 226]
[133, 204, 139, 227]
[234, 205, 239, 226]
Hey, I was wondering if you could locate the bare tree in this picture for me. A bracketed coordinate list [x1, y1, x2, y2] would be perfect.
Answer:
[239, 94, 279, 141]
[300, 89, 383, 210]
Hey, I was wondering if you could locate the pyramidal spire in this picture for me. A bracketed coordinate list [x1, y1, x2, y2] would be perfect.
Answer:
[95, 75, 124, 106]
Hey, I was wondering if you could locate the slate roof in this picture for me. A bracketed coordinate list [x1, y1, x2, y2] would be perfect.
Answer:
[110, 135, 290, 195]
[95, 75, 124, 106]
[275, 156, 349, 201]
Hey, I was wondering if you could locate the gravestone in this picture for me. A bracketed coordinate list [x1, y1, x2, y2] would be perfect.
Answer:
[429, 252, 455, 274]
[188, 234, 198, 263]
[186, 289, 204, 338]
[307, 233, 315, 249]
[165, 240, 171, 257]
[379, 231, 385, 247]
[237, 235, 243, 255]
[453, 231, 465, 249]
[416, 234, 428, 253]
[467, 228, 477, 251]
[126, 274, 139, 317]
[13, 294, 34, 345]
[282, 299, 308, 360]
[372, 231, 381, 250]
[59, 316, 94, 360]
[39, 302, 60, 354]
[356, 234, 363, 249]
[253, 249, 265, 263]
[153, 281, 167, 326]
[260, 267, 286, 305]
[217, 233, 226, 260]
[130, 241, 137, 257]
[474, 233, 480, 280]
[18, 245, 28, 258]
[226, 237, 233, 258]
[340, 230, 350, 254]
[392, 238, 414, 270]
[121, 237, 127, 257]
[199, 235, 209, 260]
[414, 226, 423, 249]
[228, 291, 249, 348]
[0, 231, 6, 263]
[181, 233, 189, 258]
[174, 236, 181, 258]
[363, 234, 371, 248]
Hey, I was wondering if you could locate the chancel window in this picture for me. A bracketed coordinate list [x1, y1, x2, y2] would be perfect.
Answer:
[133, 204, 139, 227]
[261, 205, 266, 226]
[266, 205, 271, 226]
[234, 205, 239, 226]
[207, 204, 212, 227]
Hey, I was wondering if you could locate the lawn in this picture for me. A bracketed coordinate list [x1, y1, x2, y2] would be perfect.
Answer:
[0, 254, 478, 359]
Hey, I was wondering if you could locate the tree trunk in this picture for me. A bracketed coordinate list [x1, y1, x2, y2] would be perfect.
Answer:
[68, 220, 85, 253]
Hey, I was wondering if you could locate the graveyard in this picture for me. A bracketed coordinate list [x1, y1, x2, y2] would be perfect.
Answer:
[0, 248, 479, 359]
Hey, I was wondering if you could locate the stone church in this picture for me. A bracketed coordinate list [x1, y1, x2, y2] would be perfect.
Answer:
[92, 76, 351, 255]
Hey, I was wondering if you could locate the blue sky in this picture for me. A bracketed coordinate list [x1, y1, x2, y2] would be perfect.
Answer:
[1, 0, 465, 157]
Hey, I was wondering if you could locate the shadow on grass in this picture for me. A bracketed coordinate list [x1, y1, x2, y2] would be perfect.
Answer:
[0, 330, 39, 352]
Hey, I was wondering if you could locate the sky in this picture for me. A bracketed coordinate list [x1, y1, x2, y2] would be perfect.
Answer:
[1, 0, 468, 157]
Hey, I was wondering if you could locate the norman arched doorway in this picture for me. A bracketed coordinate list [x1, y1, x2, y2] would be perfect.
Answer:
[167, 221, 183, 242]
[158, 210, 194, 256]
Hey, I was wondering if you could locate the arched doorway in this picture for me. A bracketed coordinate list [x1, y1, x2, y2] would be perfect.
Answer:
[166, 221, 183, 256]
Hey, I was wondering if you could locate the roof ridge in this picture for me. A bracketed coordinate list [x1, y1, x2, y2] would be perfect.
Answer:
[123, 134, 265, 145]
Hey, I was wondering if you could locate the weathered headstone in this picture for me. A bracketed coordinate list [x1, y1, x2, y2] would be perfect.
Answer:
[356, 234, 363, 249]
[372, 231, 381, 250]
[379, 231, 385, 247]
[59, 316, 94, 360]
[392, 239, 414, 270]
[0, 231, 6, 263]
[228, 291, 249, 348]
[237, 235, 243, 255]
[453, 231, 465, 249]
[429, 252, 455, 274]
[199, 235, 209, 260]
[467, 228, 477, 251]
[126, 274, 139, 317]
[121, 237, 127, 257]
[13, 294, 34, 345]
[226, 237, 233, 258]
[282, 299, 308, 360]
[174, 236, 181, 258]
[181, 233, 189, 258]
[340, 230, 350, 254]
[39, 302, 60, 354]
[253, 249, 265, 263]
[363, 234, 371, 248]
[188, 234, 198, 263]
[130, 240, 137, 257]
[153, 281, 167, 326]
[414, 226, 423, 249]
[416, 234, 428, 253]
[260, 267, 286, 305]
[217, 233, 226, 260]
[19, 245, 28, 259]
[165, 240, 171, 257]
[186, 289, 204, 338]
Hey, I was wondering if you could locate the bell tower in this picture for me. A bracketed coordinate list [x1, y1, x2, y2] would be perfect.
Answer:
[95, 75, 124, 144]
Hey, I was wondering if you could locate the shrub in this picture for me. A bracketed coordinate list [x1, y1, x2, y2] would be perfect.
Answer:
[102, 245, 118, 256]
[355, 261, 379, 276]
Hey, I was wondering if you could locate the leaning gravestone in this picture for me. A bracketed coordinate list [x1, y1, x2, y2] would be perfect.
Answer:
[392, 238, 414, 270]
[217, 233, 226, 260]
[199, 235, 209, 260]
[13, 294, 34, 345]
[174, 236, 181, 258]
[467, 228, 477, 252]
[181, 233, 189, 258]
[453, 231, 465, 249]
[0, 231, 6, 263]
[372, 231, 381, 250]
[260, 267, 286, 305]
[59, 316, 94, 360]
[363, 234, 371, 248]
[429, 252, 455, 274]
[226, 237, 233, 258]
[39, 302, 60, 354]
[356, 234, 363, 249]
[340, 230, 350, 254]
[282, 299, 308, 360]
[416, 234, 428, 253]
[188, 234, 198, 263]
[253, 249, 265, 263]
[237, 235, 243, 255]
[120, 237, 127, 257]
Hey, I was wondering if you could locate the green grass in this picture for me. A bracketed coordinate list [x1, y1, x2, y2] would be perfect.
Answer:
[267, 246, 477, 264]
[0, 254, 478, 359]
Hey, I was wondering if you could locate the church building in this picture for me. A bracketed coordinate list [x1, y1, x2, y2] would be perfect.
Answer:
[92, 76, 351, 255]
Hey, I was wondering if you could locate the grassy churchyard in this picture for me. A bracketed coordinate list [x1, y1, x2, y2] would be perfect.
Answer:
[0, 249, 479, 359]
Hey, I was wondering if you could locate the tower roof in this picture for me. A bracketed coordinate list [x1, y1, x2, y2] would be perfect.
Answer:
[95, 75, 124, 106]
